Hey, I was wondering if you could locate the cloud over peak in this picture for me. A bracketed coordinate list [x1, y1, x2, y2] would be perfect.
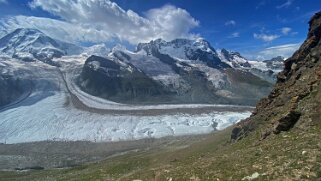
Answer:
[258, 43, 300, 59]
[1, 0, 200, 44]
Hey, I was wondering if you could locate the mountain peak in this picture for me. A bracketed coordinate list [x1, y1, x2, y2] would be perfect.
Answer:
[13, 28, 44, 34]
[112, 44, 127, 52]
[0, 28, 83, 64]
[137, 37, 216, 58]
[218, 48, 249, 69]
[220, 49, 242, 57]
[5, 28, 46, 41]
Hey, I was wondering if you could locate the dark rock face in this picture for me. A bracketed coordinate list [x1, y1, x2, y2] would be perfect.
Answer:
[78, 55, 170, 103]
[230, 126, 243, 141]
[272, 110, 301, 134]
[79, 55, 226, 104]
[0, 75, 29, 107]
[231, 11, 321, 141]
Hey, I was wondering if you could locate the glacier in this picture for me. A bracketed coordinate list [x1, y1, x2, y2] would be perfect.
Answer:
[0, 58, 252, 144]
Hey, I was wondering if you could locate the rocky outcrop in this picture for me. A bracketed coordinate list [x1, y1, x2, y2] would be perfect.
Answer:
[231, 11, 321, 141]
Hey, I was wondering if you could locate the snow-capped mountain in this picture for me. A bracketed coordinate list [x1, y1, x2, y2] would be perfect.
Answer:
[218, 49, 284, 82]
[0, 28, 83, 64]
[218, 49, 251, 69]
[136, 38, 230, 69]
[78, 38, 274, 105]
[218, 49, 284, 72]
[0, 28, 277, 105]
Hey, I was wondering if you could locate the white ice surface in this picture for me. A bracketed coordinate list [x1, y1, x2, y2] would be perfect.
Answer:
[0, 59, 252, 144]
[0, 91, 251, 144]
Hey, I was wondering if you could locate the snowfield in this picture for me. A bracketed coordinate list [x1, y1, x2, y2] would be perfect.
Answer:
[0, 58, 252, 144]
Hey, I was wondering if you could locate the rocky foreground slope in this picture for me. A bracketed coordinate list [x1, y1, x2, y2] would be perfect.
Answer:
[232, 11, 321, 140]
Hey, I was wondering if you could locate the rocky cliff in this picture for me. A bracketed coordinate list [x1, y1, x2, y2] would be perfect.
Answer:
[231, 11, 321, 141]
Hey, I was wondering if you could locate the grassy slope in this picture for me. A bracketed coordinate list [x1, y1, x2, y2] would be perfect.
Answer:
[1, 124, 320, 181]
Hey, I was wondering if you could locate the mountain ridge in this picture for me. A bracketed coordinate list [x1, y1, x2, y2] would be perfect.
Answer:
[0, 28, 284, 106]
[79, 39, 274, 105]
[231, 11, 321, 141]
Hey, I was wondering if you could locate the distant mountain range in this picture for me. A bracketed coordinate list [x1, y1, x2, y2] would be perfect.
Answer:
[0, 28, 285, 106]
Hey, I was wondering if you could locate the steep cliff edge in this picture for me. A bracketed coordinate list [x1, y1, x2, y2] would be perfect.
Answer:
[232, 11, 321, 141]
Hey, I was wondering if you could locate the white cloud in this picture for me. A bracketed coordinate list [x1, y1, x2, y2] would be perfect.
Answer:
[20, 0, 199, 44]
[281, 27, 292, 35]
[225, 20, 236, 26]
[228, 32, 240, 38]
[146, 5, 199, 41]
[258, 43, 301, 59]
[0, 0, 7, 4]
[254, 33, 280, 42]
[0, 15, 113, 43]
[276, 0, 294, 9]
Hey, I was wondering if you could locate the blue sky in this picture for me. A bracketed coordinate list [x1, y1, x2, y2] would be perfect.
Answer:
[0, 0, 319, 59]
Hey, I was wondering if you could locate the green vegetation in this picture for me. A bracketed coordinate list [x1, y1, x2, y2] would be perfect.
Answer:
[1, 124, 320, 181]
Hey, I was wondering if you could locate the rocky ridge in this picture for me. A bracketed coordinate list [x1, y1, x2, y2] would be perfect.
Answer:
[231, 11, 321, 141]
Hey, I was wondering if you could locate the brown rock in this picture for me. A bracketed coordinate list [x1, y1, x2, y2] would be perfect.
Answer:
[272, 111, 301, 134]
[231, 11, 321, 141]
